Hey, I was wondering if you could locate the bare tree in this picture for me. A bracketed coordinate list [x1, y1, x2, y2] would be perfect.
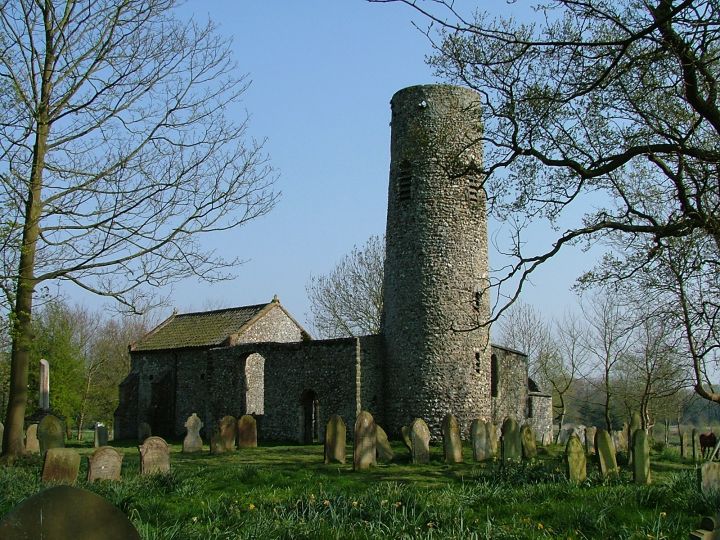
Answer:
[497, 301, 553, 383]
[306, 235, 384, 338]
[0, 0, 277, 459]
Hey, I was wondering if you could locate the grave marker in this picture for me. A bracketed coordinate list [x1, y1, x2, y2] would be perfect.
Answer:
[521, 424, 537, 459]
[219, 415, 237, 451]
[353, 411, 376, 471]
[376, 424, 394, 463]
[139, 436, 170, 475]
[442, 413, 463, 464]
[501, 418, 521, 462]
[566, 434, 587, 483]
[410, 418, 431, 464]
[38, 414, 65, 455]
[87, 446, 123, 482]
[595, 428, 619, 478]
[324, 414, 346, 464]
[25, 424, 39, 454]
[237, 415, 257, 448]
[632, 429, 651, 485]
[183, 413, 203, 453]
[42, 448, 80, 485]
[94, 424, 108, 448]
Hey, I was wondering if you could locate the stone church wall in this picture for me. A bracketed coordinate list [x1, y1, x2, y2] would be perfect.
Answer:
[239, 305, 304, 343]
[491, 345, 528, 425]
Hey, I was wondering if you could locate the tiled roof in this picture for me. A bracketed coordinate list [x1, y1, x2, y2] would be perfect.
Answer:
[131, 303, 270, 352]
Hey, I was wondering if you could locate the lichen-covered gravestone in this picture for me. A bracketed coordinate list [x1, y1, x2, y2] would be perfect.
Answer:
[632, 429, 651, 485]
[38, 414, 65, 455]
[521, 425, 537, 459]
[701, 462, 720, 494]
[595, 428, 619, 478]
[183, 413, 203, 453]
[501, 418, 521, 462]
[353, 411, 376, 471]
[42, 448, 81, 485]
[442, 413, 463, 464]
[566, 435, 587, 483]
[0, 485, 141, 540]
[324, 414, 346, 464]
[401, 426, 412, 452]
[25, 424, 40, 454]
[210, 428, 225, 455]
[585, 426, 597, 456]
[237, 415, 257, 448]
[410, 418, 431, 464]
[94, 424, 109, 448]
[219, 415, 237, 451]
[376, 425, 394, 463]
[87, 446, 124, 482]
[612, 429, 627, 454]
[139, 436, 170, 475]
[138, 422, 152, 443]
[470, 419, 493, 461]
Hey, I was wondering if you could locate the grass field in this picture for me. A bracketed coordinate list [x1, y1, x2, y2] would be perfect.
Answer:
[0, 439, 716, 539]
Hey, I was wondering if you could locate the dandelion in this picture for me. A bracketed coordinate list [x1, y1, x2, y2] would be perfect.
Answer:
[660, 512, 667, 518]
[248, 503, 256, 511]
[537, 523, 544, 530]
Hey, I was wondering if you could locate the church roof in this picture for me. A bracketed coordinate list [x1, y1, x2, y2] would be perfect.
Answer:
[130, 302, 272, 352]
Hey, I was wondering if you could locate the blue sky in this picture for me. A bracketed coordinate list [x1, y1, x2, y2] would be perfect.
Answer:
[141, 1, 593, 330]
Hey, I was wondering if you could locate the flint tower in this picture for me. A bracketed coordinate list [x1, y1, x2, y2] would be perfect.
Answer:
[382, 85, 491, 436]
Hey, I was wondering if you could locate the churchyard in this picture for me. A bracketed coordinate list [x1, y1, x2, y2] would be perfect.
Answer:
[0, 415, 717, 539]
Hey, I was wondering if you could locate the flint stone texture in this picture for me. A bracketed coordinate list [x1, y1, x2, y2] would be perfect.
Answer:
[139, 436, 170, 475]
[25, 424, 40, 454]
[94, 425, 108, 448]
[324, 414, 346, 464]
[38, 415, 65, 455]
[471, 419, 493, 462]
[501, 418, 521, 462]
[42, 448, 80, 485]
[376, 425, 394, 463]
[442, 414, 463, 464]
[237, 415, 257, 448]
[595, 429, 619, 478]
[219, 416, 237, 451]
[88, 446, 123, 482]
[0, 485, 141, 540]
[632, 429, 651, 485]
[521, 424, 537, 459]
[566, 435, 587, 484]
[353, 411, 376, 471]
[410, 418, 431, 464]
[183, 413, 203, 453]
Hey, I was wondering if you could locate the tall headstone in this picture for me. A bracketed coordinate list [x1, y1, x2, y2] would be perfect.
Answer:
[501, 418, 521, 462]
[219, 415, 237, 451]
[471, 419, 493, 461]
[521, 425, 537, 459]
[139, 436, 170, 475]
[87, 446, 124, 482]
[442, 414, 463, 464]
[237, 415, 257, 448]
[38, 414, 65, 454]
[376, 425, 394, 463]
[595, 428, 619, 478]
[183, 413, 203, 453]
[39, 359, 50, 411]
[42, 448, 80, 484]
[353, 411, 377, 471]
[701, 462, 720, 494]
[632, 429, 651, 485]
[94, 424, 108, 448]
[409, 418, 431, 464]
[25, 424, 40, 454]
[324, 415, 346, 464]
[585, 426, 597, 455]
[137, 422, 151, 443]
[0, 486, 141, 540]
[566, 435, 587, 484]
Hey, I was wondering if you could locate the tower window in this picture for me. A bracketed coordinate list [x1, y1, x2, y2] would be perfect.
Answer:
[490, 354, 498, 397]
[474, 291, 482, 310]
[397, 159, 412, 201]
[474, 351, 481, 374]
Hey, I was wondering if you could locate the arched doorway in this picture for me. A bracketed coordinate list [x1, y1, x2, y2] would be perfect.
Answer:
[244, 353, 265, 415]
[300, 389, 320, 444]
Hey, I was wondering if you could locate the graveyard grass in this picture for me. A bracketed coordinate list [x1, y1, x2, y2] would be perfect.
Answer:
[0, 438, 715, 539]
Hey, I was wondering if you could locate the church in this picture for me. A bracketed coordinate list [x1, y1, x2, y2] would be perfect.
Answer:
[114, 85, 553, 444]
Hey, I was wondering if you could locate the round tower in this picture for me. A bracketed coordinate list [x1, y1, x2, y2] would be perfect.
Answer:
[382, 84, 491, 436]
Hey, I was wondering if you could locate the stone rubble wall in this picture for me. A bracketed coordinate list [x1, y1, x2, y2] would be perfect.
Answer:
[491, 346, 528, 426]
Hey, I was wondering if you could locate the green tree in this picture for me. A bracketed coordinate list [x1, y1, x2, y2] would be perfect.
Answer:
[0, 0, 277, 458]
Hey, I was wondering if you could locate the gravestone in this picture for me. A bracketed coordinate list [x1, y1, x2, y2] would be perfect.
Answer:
[183, 413, 203, 453]
[0, 485, 141, 539]
[94, 424, 108, 448]
[42, 448, 81, 485]
[237, 415, 257, 448]
[612, 429, 627, 453]
[521, 425, 537, 459]
[400, 425, 412, 452]
[219, 415, 237, 451]
[87, 446, 123, 482]
[566, 434, 587, 484]
[471, 419, 493, 461]
[632, 429, 651, 485]
[585, 426, 597, 455]
[138, 422, 151, 443]
[376, 425, 394, 463]
[501, 418, 521, 462]
[595, 428, 619, 478]
[409, 418, 431, 464]
[324, 414, 346, 464]
[489, 423, 499, 456]
[701, 462, 720, 494]
[353, 411, 376, 471]
[25, 424, 40, 454]
[558, 425, 585, 446]
[139, 436, 170, 475]
[209, 428, 225, 455]
[38, 414, 65, 454]
[442, 413, 463, 464]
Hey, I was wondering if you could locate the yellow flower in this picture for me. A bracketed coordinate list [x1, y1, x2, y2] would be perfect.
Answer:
[537, 523, 544, 530]
[352, 501, 359, 508]
[660, 512, 667, 518]
[191, 516, 198, 523]
[248, 503, 256, 511]
[323, 499, 330, 507]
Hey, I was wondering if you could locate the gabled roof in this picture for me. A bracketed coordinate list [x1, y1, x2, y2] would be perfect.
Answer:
[131, 302, 272, 352]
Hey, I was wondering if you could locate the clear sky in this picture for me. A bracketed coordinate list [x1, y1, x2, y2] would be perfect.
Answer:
[107, 1, 595, 330]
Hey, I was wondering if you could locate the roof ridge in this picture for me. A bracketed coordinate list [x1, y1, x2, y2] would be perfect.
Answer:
[174, 303, 269, 317]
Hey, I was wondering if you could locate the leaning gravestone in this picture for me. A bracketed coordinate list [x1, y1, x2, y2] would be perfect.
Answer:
[471, 419, 492, 461]
[701, 462, 720, 494]
[0, 485, 141, 540]
[442, 413, 463, 464]
[183, 413, 203, 453]
[585, 426, 597, 456]
[409, 418, 431, 465]
[324, 414, 346, 464]
[401, 426, 413, 452]
[632, 429, 651, 485]
[87, 446, 124, 482]
[353, 411, 377, 471]
[219, 415, 237, 451]
[42, 448, 81, 485]
[376, 425, 394, 463]
[566, 434, 587, 484]
[94, 425, 109, 448]
[139, 436, 170, 475]
[521, 425, 537, 459]
[25, 423, 40, 454]
[501, 418, 521, 462]
[237, 415, 257, 448]
[137, 422, 152, 443]
[38, 414, 65, 455]
[595, 428, 619, 478]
